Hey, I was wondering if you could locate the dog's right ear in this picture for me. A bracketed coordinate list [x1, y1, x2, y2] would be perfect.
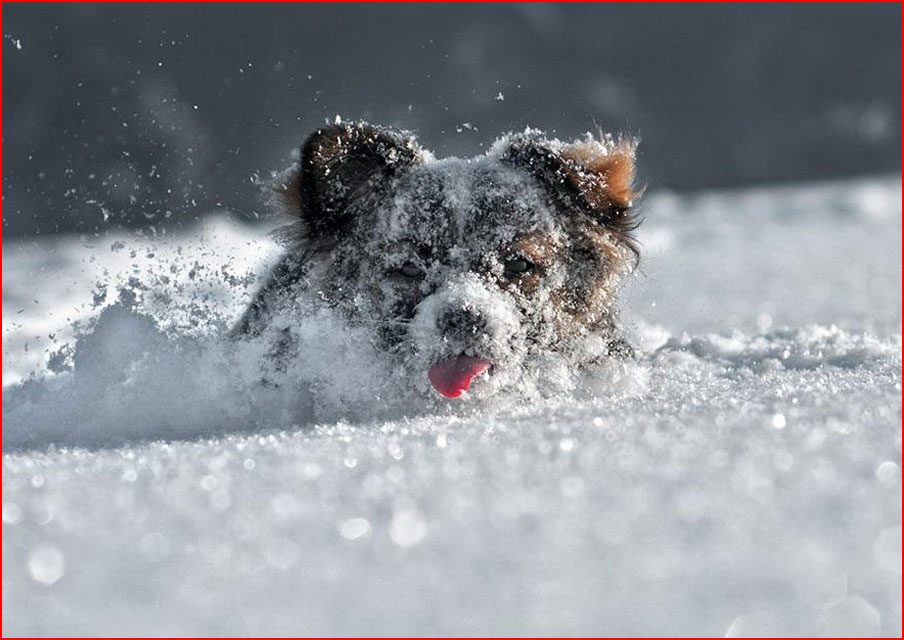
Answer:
[276, 122, 423, 244]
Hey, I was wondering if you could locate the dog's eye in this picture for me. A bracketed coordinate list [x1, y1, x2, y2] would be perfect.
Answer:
[398, 261, 425, 279]
[503, 257, 533, 277]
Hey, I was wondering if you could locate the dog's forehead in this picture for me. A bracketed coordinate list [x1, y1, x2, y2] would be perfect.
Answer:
[379, 157, 558, 246]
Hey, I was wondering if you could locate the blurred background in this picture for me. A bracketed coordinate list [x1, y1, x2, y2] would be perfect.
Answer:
[3, 3, 900, 237]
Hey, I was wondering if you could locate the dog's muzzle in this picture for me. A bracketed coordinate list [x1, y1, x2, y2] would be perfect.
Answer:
[410, 273, 520, 398]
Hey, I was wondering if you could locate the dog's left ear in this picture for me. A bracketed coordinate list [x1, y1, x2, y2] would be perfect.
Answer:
[500, 131, 640, 240]
[276, 122, 424, 246]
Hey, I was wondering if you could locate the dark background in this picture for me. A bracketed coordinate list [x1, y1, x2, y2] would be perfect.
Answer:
[3, 3, 900, 237]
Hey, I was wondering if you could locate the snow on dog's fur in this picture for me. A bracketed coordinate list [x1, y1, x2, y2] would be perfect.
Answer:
[235, 122, 642, 399]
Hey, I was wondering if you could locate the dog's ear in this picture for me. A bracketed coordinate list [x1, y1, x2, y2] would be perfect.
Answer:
[277, 122, 423, 243]
[500, 131, 640, 243]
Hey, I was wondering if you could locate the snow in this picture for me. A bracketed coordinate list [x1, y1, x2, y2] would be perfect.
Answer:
[3, 176, 901, 636]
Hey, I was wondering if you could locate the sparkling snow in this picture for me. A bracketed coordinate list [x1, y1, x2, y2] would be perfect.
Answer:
[2, 177, 901, 636]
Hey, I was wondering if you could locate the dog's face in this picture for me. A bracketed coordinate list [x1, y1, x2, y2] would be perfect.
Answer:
[276, 123, 640, 398]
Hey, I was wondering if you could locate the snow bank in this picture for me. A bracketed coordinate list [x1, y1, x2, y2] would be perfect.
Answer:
[2, 298, 647, 450]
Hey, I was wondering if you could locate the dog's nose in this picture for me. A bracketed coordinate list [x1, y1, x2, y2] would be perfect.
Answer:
[437, 307, 487, 339]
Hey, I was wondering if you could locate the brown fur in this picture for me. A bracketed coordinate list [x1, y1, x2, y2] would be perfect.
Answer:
[503, 233, 559, 295]
[560, 140, 638, 209]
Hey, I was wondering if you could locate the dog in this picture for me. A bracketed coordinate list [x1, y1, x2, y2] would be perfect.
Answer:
[235, 121, 641, 399]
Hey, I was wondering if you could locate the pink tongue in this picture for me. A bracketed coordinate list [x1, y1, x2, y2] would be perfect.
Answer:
[428, 356, 493, 398]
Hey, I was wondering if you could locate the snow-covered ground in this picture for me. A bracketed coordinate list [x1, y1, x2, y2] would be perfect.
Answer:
[3, 177, 901, 636]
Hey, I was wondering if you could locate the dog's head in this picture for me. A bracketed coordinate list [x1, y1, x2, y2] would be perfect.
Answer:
[276, 122, 640, 398]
